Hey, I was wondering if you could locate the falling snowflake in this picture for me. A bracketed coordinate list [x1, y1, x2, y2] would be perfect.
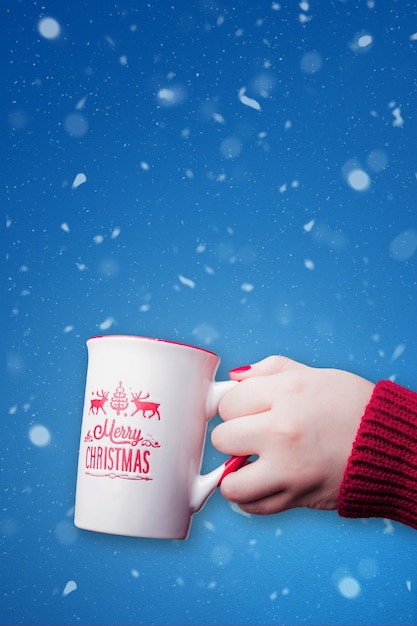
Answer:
[62, 580, 77, 597]
[178, 275, 196, 288]
[71, 173, 87, 189]
[238, 87, 262, 112]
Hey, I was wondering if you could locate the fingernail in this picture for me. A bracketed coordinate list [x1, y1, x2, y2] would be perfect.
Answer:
[230, 365, 251, 374]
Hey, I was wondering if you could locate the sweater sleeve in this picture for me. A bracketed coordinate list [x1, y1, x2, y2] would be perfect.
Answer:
[337, 379, 417, 530]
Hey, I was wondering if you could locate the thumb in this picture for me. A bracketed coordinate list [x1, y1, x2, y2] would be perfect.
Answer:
[229, 355, 307, 381]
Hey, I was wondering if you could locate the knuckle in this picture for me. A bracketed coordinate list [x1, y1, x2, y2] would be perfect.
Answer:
[278, 370, 306, 395]
[261, 355, 293, 373]
[267, 355, 285, 369]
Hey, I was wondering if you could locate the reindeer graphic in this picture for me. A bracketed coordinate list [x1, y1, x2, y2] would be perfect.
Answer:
[131, 391, 161, 420]
[89, 390, 109, 415]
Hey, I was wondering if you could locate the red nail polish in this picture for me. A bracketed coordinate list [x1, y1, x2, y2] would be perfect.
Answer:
[230, 365, 251, 374]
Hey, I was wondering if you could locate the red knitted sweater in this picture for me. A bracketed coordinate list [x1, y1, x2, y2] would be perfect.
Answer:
[338, 380, 417, 530]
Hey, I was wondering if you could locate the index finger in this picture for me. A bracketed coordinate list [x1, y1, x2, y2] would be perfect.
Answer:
[229, 355, 307, 381]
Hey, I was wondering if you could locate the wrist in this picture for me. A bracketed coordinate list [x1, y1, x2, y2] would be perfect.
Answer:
[338, 380, 417, 529]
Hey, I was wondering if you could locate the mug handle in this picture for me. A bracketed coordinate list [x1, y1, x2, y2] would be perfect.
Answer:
[217, 454, 251, 486]
[190, 381, 251, 513]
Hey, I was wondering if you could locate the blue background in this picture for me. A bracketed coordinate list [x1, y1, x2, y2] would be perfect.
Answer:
[4, 1, 417, 624]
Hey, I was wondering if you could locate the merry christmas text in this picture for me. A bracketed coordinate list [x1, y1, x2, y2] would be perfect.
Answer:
[86, 445, 151, 474]
[93, 418, 148, 447]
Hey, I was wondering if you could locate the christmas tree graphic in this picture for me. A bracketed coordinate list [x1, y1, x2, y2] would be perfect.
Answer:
[110, 381, 129, 416]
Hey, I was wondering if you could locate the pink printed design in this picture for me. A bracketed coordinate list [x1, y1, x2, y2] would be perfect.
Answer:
[90, 419, 160, 448]
[84, 426, 156, 447]
[89, 390, 109, 415]
[84, 380, 162, 481]
[110, 381, 129, 415]
[131, 391, 161, 420]
[85, 472, 152, 481]
[88, 382, 161, 420]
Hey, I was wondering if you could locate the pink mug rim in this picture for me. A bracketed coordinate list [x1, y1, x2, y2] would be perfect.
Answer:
[87, 334, 219, 357]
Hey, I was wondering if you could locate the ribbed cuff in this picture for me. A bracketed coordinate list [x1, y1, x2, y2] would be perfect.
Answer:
[338, 380, 417, 530]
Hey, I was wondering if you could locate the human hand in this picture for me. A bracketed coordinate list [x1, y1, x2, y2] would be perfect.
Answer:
[212, 356, 375, 515]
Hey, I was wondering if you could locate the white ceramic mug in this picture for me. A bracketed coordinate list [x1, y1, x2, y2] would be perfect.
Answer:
[74, 335, 248, 539]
